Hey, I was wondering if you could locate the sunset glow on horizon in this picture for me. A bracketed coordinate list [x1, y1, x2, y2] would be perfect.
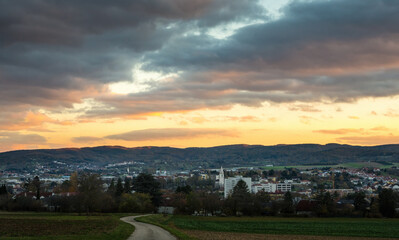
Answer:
[1, 0, 399, 152]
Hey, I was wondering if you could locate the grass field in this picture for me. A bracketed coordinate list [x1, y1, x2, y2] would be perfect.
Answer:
[137, 215, 399, 239]
[262, 162, 399, 170]
[0, 212, 134, 240]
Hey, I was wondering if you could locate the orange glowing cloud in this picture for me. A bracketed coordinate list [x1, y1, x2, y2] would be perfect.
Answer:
[0, 111, 73, 131]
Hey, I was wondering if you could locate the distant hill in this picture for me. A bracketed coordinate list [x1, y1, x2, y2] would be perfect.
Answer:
[1, 144, 399, 170]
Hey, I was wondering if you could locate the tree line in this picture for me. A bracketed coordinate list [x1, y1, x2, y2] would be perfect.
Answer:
[169, 180, 399, 218]
[0, 176, 398, 218]
[0, 172, 161, 214]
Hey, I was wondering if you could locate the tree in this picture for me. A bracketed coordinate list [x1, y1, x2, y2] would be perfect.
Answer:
[0, 184, 8, 195]
[379, 189, 398, 218]
[228, 180, 252, 216]
[201, 192, 222, 215]
[55, 180, 71, 193]
[69, 172, 79, 192]
[132, 173, 162, 206]
[124, 177, 131, 193]
[186, 191, 201, 214]
[115, 178, 124, 197]
[353, 191, 368, 215]
[171, 192, 188, 214]
[253, 190, 271, 215]
[119, 193, 139, 213]
[32, 176, 41, 200]
[281, 191, 294, 214]
[269, 169, 275, 176]
[368, 197, 382, 218]
[107, 179, 116, 195]
[176, 185, 192, 194]
[315, 191, 336, 216]
[78, 172, 103, 214]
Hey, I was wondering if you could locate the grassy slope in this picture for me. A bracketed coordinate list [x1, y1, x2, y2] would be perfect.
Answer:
[0, 213, 134, 240]
[138, 215, 399, 239]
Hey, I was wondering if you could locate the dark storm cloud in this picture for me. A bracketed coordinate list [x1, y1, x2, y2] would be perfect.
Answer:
[120, 0, 399, 114]
[0, 0, 263, 46]
[2, 0, 399, 121]
[0, 0, 264, 110]
[145, 0, 399, 72]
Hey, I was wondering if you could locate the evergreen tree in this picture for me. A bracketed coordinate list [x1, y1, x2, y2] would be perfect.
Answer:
[107, 179, 116, 195]
[132, 173, 162, 206]
[229, 180, 252, 215]
[115, 178, 124, 197]
[123, 177, 131, 193]
[32, 176, 41, 200]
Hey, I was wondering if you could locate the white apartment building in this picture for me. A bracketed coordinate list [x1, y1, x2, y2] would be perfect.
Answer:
[252, 182, 292, 194]
[252, 183, 277, 194]
[224, 176, 251, 198]
[276, 182, 292, 192]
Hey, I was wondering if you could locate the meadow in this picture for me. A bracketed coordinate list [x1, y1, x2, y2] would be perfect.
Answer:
[262, 162, 399, 170]
[0, 212, 134, 240]
[137, 215, 399, 240]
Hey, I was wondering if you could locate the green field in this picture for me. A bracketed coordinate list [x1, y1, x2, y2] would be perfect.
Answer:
[262, 162, 399, 170]
[137, 215, 399, 239]
[0, 212, 134, 240]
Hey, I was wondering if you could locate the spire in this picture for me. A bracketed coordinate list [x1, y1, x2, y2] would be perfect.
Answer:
[219, 166, 224, 188]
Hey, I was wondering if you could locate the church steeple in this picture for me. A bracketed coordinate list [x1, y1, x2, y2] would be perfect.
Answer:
[219, 166, 224, 188]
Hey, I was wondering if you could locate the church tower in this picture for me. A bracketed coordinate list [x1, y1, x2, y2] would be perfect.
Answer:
[219, 166, 224, 188]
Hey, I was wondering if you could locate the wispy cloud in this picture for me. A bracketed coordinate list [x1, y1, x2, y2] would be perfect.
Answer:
[337, 135, 399, 145]
[0, 132, 47, 152]
[71, 136, 103, 144]
[106, 128, 239, 141]
[314, 126, 392, 135]
[314, 128, 365, 135]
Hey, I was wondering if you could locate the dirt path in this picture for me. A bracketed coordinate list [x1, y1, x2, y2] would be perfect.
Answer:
[121, 215, 177, 240]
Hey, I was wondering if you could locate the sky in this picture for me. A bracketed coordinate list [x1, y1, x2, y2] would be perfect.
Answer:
[1, 0, 399, 152]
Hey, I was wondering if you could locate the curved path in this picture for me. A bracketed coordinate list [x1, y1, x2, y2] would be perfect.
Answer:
[121, 215, 177, 240]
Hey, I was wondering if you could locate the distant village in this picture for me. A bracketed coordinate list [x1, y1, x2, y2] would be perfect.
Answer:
[1, 158, 399, 217]
[2, 163, 399, 198]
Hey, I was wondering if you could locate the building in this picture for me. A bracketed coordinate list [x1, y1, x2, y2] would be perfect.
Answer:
[252, 182, 292, 194]
[252, 183, 277, 194]
[224, 176, 251, 198]
[277, 182, 292, 192]
[219, 166, 224, 188]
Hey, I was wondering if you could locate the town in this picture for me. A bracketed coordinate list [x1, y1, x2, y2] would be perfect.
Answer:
[1, 160, 398, 217]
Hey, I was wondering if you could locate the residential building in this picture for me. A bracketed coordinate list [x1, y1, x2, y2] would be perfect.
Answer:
[224, 176, 251, 198]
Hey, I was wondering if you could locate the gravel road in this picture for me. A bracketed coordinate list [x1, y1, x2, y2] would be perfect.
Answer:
[121, 215, 177, 240]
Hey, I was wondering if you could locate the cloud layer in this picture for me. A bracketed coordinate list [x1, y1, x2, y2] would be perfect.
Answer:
[106, 128, 238, 141]
[2, 0, 399, 150]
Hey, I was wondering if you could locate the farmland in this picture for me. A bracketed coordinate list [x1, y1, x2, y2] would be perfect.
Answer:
[137, 215, 399, 240]
[0, 212, 134, 240]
